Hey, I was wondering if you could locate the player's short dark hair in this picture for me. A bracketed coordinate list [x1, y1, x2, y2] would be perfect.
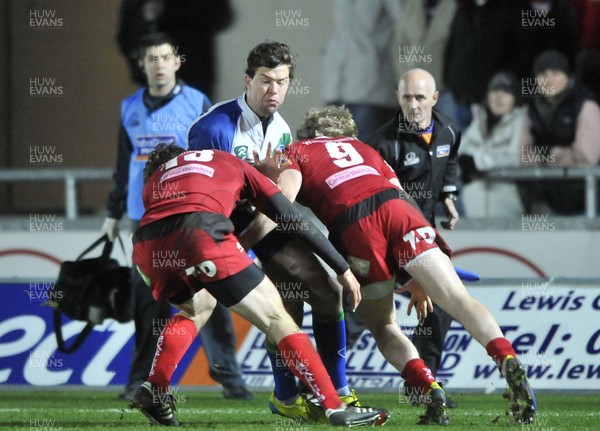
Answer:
[245, 41, 295, 79]
[137, 32, 178, 60]
[297, 105, 358, 140]
[144, 143, 185, 184]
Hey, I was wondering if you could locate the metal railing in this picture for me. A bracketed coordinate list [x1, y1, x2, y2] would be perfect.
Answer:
[0, 166, 599, 219]
[0, 168, 112, 220]
[484, 166, 600, 219]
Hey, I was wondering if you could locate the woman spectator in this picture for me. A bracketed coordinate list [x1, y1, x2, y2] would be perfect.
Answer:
[459, 72, 525, 218]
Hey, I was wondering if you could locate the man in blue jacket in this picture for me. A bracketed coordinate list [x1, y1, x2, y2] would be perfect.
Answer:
[102, 32, 251, 401]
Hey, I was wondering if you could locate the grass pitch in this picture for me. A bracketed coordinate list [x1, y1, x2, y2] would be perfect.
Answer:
[0, 389, 597, 430]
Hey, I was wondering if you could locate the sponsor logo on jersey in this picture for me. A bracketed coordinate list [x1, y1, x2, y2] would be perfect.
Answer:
[234, 145, 249, 160]
[325, 166, 380, 189]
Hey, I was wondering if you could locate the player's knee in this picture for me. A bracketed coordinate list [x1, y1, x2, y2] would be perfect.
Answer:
[267, 312, 300, 340]
[366, 319, 397, 342]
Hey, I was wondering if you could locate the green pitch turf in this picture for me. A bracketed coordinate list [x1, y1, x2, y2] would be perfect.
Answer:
[0, 389, 597, 430]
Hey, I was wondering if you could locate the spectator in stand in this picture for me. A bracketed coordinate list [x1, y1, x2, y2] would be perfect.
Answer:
[443, 0, 532, 130]
[519, 49, 600, 215]
[395, 0, 458, 118]
[459, 72, 526, 218]
[322, 0, 405, 141]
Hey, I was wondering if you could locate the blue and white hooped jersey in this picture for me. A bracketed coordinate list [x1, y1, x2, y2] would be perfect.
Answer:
[187, 94, 292, 163]
[121, 84, 210, 219]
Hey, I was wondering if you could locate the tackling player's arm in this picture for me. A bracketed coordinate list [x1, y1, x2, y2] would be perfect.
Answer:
[237, 143, 295, 249]
[237, 162, 302, 249]
[258, 192, 362, 312]
[242, 163, 362, 311]
[394, 278, 433, 320]
[236, 212, 276, 251]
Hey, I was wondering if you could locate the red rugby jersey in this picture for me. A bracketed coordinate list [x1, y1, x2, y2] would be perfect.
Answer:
[285, 136, 398, 226]
[140, 149, 279, 226]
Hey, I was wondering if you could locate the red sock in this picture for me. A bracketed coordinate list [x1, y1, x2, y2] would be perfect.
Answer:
[277, 333, 342, 411]
[401, 358, 436, 396]
[485, 337, 517, 369]
[148, 314, 198, 391]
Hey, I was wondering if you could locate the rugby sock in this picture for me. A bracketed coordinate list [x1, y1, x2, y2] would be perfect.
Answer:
[485, 337, 517, 369]
[401, 358, 437, 397]
[266, 340, 299, 403]
[312, 311, 350, 396]
[147, 314, 198, 392]
[278, 333, 343, 411]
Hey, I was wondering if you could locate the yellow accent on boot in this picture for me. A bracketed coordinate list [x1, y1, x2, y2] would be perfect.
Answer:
[340, 389, 361, 407]
[419, 382, 449, 425]
[501, 354, 515, 376]
[428, 381, 443, 394]
[268, 393, 325, 423]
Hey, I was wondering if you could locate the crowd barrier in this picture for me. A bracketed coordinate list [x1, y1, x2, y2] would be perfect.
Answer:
[1, 166, 599, 219]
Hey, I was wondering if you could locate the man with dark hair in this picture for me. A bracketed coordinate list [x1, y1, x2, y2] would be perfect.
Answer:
[188, 41, 359, 422]
[254, 105, 536, 426]
[100, 32, 235, 402]
[189, 41, 295, 157]
[130, 143, 389, 428]
[244, 41, 296, 79]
